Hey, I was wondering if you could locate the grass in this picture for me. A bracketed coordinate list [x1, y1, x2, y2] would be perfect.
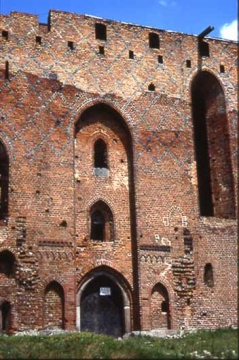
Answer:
[0, 328, 238, 359]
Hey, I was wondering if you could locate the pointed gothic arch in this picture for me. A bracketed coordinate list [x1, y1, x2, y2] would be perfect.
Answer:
[191, 70, 235, 218]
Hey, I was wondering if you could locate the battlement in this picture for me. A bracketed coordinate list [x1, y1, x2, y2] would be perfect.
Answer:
[1, 10, 237, 102]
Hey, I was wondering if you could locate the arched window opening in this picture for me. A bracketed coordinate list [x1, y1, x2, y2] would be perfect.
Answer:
[90, 201, 113, 242]
[0, 250, 15, 277]
[151, 283, 170, 329]
[148, 83, 155, 91]
[0, 142, 9, 221]
[191, 71, 235, 218]
[44, 281, 65, 330]
[204, 263, 214, 287]
[94, 139, 108, 176]
[0, 301, 11, 333]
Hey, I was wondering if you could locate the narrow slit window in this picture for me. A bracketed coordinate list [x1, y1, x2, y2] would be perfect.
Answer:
[220, 65, 225, 73]
[204, 263, 214, 287]
[186, 60, 191, 68]
[95, 23, 107, 41]
[158, 55, 163, 64]
[99, 46, 105, 55]
[129, 50, 134, 59]
[149, 32, 160, 49]
[2, 30, 8, 40]
[36, 36, 42, 45]
[5, 61, 9, 79]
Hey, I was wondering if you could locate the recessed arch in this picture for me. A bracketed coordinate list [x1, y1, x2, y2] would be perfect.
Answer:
[191, 70, 235, 218]
[44, 281, 65, 330]
[76, 266, 133, 336]
[151, 282, 171, 329]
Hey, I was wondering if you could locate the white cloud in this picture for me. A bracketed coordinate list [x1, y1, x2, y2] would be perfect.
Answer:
[219, 19, 238, 41]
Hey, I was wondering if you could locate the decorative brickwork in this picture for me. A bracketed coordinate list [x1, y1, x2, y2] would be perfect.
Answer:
[0, 10, 237, 335]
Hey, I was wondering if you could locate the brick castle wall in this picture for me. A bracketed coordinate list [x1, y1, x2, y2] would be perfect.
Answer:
[0, 10, 237, 333]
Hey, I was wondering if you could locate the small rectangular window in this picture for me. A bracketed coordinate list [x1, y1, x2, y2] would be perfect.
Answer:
[199, 40, 209, 57]
[2, 30, 8, 40]
[186, 60, 191, 68]
[158, 55, 163, 64]
[129, 50, 134, 59]
[149, 32, 160, 49]
[95, 23, 107, 41]
[99, 46, 105, 55]
[36, 36, 42, 45]
[220, 65, 225, 73]
[68, 41, 74, 50]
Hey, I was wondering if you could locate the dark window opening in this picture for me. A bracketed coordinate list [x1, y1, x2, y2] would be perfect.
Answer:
[0, 142, 9, 220]
[204, 263, 214, 287]
[161, 300, 168, 313]
[94, 138, 108, 169]
[129, 50, 134, 59]
[36, 36, 42, 45]
[90, 201, 113, 242]
[68, 41, 74, 50]
[199, 40, 209, 57]
[186, 60, 191, 68]
[91, 210, 105, 241]
[95, 23, 107, 41]
[0, 251, 15, 277]
[5, 61, 9, 80]
[1, 301, 11, 333]
[158, 55, 163, 64]
[191, 71, 235, 218]
[148, 83, 155, 91]
[2, 30, 8, 40]
[220, 65, 225, 73]
[149, 32, 160, 49]
[99, 46, 105, 55]
[192, 97, 214, 215]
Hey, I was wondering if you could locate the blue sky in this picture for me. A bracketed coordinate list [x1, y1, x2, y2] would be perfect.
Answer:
[0, 0, 238, 40]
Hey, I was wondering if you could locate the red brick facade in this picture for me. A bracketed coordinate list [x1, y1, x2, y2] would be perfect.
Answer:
[0, 10, 237, 335]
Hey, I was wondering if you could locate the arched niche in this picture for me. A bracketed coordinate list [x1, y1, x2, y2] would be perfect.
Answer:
[44, 281, 65, 330]
[191, 71, 235, 218]
[151, 283, 171, 329]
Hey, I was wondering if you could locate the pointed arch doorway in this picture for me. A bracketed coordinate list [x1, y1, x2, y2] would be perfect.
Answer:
[77, 269, 132, 337]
